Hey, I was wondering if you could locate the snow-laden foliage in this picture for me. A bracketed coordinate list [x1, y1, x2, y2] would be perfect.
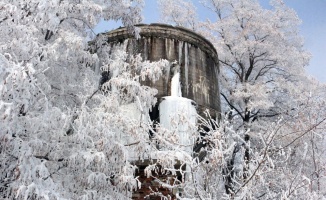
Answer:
[159, 0, 311, 123]
[0, 43, 170, 199]
[0, 1, 177, 199]
[0, 47, 167, 199]
[158, 0, 199, 31]
[142, 98, 326, 199]
[1, 0, 325, 199]
[158, 0, 326, 199]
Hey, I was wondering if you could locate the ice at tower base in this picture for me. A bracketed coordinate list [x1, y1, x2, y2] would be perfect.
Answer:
[92, 23, 220, 156]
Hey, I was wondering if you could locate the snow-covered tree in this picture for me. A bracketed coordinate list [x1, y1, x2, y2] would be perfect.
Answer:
[158, 0, 199, 31]
[144, 81, 326, 199]
[158, 0, 326, 199]
[0, 1, 174, 199]
[1, 0, 325, 199]
[160, 0, 310, 125]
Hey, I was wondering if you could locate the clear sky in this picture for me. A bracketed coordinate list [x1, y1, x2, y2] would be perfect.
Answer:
[94, 0, 326, 83]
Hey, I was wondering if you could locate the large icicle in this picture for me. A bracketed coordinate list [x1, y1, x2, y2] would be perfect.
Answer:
[184, 43, 189, 95]
[171, 72, 182, 97]
[178, 41, 183, 65]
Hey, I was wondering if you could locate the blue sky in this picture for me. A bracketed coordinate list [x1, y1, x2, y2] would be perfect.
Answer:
[94, 0, 326, 83]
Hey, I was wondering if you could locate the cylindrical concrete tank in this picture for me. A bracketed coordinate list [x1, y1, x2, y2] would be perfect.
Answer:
[97, 23, 220, 117]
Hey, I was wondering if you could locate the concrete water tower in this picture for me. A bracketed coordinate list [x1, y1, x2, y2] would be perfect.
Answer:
[96, 23, 220, 119]
[94, 24, 220, 199]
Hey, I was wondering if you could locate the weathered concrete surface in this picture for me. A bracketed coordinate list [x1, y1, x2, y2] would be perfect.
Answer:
[97, 23, 221, 118]
[94, 24, 221, 199]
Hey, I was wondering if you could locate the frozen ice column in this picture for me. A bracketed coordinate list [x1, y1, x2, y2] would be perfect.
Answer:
[159, 64, 197, 153]
[170, 64, 182, 97]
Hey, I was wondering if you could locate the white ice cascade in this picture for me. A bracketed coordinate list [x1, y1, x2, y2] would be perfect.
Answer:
[158, 63, 197, 153]
[171, 66, 182, 97]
